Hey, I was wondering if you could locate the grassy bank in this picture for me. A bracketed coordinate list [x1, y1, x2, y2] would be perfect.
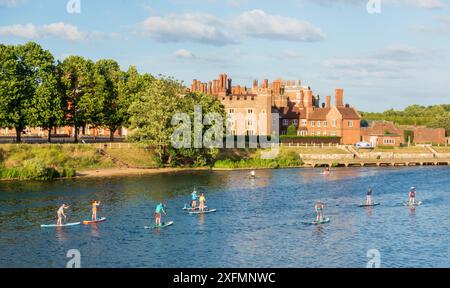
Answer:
[0, 144, 114, 180]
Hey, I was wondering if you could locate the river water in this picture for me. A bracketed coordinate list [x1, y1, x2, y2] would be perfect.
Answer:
[0, 166, 448, 268]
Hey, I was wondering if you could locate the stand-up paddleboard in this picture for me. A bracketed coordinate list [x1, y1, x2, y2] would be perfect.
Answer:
[145, 221, 174, 229]
[82, 217, 107, 225]
[183, 205, 207, 211]
[41, 222, 81, 228]
[403, 201, 422, 207]
[302, 217, 331, 225]
[358, 203, 381, 207]
[189, 209, 217, 215]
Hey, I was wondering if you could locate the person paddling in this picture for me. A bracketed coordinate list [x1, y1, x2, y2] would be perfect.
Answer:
[191, 189, 198, 209]
[154, 203, 166, 227]
[56, 204, 69, 226]
[315, 201, 325, 222]
[91, 200, 101, 221]
[250, 170, 256, 179]
[366, 188, 373, 206]
[199, 193, 206, 212]
[409, 187, 417, 205]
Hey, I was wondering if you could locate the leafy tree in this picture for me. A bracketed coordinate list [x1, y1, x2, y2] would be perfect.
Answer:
[429, 113, 450, 135]
[27, 61, 67, 143]
[128, 77, 182, 165]
[172, 91, 225, 166]
[61, 56, 95, 143]
[0, 42, 62, 142]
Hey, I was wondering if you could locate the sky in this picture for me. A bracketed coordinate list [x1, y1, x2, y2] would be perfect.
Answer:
[1, 0, 450, 112]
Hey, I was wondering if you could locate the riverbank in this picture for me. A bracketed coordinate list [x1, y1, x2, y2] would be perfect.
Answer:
[1, 143, 449, 181]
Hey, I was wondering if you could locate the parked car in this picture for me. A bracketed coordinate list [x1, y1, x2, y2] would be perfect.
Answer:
[355, 142, 373, 149]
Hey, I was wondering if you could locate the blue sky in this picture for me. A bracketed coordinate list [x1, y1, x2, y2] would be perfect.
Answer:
[1, 0, 450, 112]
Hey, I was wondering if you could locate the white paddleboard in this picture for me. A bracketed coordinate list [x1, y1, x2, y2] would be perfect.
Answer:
[41, 222, 81, 228]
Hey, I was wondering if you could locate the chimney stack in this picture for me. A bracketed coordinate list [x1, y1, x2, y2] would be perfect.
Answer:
[326, 96, 331, 108]
[335, 88, 344, 107]
[262, 79, 269, 89]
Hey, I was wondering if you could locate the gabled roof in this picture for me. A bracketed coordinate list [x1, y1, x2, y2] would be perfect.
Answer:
[336, 107, 360, 120]
[309, 108, 330, 120]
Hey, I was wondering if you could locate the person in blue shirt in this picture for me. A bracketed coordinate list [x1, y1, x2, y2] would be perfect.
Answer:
[154, 203, 166, 226]
[191, 189, 198, 209]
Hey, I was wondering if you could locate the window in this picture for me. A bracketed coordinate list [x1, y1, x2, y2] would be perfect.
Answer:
[332, 120, 337, 128]
[301, 120, 307, 127]
[317, 131, 321, 136]
[310, 132, 315, 136]
[323, 121, 328, 127]
[261, 109, 266, 114]
[383, 139, 395, 145]
[310, 121, 315, 127]
[228, 108, 235, 114]
[247, 109, 254, 114]
[323, 131, 327, 136]
[331, 131, 337, 136]
[282, 119, 289, 126]
[293, 119, 299, 126]
[348, 121, 353, 128]
[247, 119, 253, 126]
[299, 130, 307, 136]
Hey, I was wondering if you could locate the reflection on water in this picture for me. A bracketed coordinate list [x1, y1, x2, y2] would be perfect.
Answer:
[0, 166, 449, 268]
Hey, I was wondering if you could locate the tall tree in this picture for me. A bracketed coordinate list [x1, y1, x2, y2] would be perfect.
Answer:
[61, 56, 95, 143]
[95, 59, 122, 141]
[27, 61, 67, 143]
[128, 77, 182, 165]
[0, 42, 59, 142]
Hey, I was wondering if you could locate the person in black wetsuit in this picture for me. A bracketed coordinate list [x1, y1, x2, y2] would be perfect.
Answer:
[366, 188, 373, 206]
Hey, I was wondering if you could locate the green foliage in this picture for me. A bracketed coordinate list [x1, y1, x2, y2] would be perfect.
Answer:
[286, 124, 297, 136]
[361, 105, 450, 134]
[0, 42, 64, 142]
[213, 149, 302, 169]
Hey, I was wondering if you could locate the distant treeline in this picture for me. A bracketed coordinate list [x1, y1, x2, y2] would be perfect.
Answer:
[360, 105, 450, 133]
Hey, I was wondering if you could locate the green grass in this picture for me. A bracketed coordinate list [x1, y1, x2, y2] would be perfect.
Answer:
[0, 144, 115, 180]
[103, 146, 157, 168]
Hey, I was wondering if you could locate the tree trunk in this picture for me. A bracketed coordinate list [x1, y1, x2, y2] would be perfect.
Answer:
[109, 128, 116, 142]
[47, 128, 52, 143]
[74, 125, 79, 143]
[15, 128, 22, 143]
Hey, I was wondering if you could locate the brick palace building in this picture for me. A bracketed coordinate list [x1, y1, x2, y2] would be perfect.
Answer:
[190, 73, 362, 145]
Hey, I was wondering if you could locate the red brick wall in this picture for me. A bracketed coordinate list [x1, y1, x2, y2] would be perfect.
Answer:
[414, 128, 446, 144]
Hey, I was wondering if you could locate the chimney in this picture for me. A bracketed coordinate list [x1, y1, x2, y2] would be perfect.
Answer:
[253, 80, 258, 89]
[305, 90, 313, 108]
[227, 78, 232, 94]
[262, 79, 269, 89]
[326, 96, 331, 108]
[298, 80, 302, 86]
[335, 88, 344, 107]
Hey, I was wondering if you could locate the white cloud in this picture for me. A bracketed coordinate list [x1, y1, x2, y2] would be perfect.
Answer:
[138, 13, 235, 46]
[234, 10, 325, 42]
[175, 49, 196, 59]
[0, 22, 117, 41]
[137, 10, 325, 45]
